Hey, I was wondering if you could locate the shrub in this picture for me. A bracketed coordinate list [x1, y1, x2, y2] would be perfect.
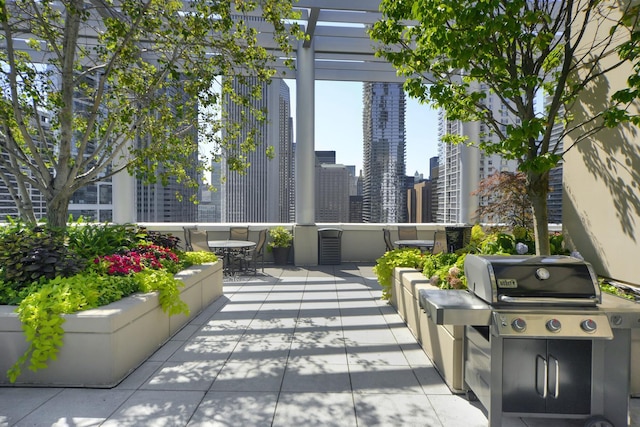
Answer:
[0, 223, 86, 290]
[374, 248, 427, 300]
[0, 222, 217, 383]
[268, 226, 293, 249]
[65, 222, 142, 260]
[422, 253, 468, 290]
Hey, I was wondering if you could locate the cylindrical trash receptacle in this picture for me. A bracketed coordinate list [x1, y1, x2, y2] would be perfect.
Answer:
[318, 228, 343, 265]
[445, 225, 472, 253]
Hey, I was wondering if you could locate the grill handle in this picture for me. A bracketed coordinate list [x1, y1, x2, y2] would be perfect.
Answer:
[498, 296, 598, 306]
[536, 355, 548, 399]
[549, 355, 560, 399]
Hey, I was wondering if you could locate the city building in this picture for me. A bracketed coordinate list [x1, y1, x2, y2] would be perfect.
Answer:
[546, 98, 564, 224]
[314, 151, 351, 222]
[316, 164, 350, 222]
[406, 156, 439, 223]
[217, 78, 294, 222]
[362, 82, 407, 223]
[436, 83, 520, 223]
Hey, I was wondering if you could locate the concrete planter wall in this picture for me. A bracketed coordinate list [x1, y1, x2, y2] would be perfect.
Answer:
[391, 267, 464, 393]
[0, 261, 223, 388]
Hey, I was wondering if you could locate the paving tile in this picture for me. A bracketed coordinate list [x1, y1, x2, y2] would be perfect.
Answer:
[346, 342, 410, 367]
[168, 338, 237, 362]
[148, 339, 183, 362]
[342, 326, 398, 344]
[349, 364, 424, 394]
[427, 394, 489, 427]
[292, 328, 345, 345]
[354, 393, 442, 426]
[172, 324, 200, 341]
[210, 360, 285, 392]
[13, 388, 134, 427]
[141, 360, 225, 391]
[0, 388, 63, 426]
[288, 341, 348, 365]
[101, 390, 203, 427]
[116, 361, 163, 390]
[227, 339, 292, 363]
[281, 363, 352, 393]
[401, 342, 436, 366]
[412, 366, 452, 395]
[272, 392, 357, 427]
[187, 391, 278, 426]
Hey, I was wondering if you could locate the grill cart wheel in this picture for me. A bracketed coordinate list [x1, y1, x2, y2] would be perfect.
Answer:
[584, 415, 614, 427]
[466, 390, 478, 401]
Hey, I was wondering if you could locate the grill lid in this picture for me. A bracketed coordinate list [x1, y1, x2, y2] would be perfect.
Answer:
[464, 255, 601, 307]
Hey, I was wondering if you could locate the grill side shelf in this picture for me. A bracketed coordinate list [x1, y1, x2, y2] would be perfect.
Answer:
[418, 289, 492, 326]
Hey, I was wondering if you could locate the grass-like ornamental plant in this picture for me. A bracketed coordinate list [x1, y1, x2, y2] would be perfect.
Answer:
[0, 222, 218, 382]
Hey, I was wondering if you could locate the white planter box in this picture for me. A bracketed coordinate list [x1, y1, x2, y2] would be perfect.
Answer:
[391, 267, 465, 393]
[0, 261, 223, 388]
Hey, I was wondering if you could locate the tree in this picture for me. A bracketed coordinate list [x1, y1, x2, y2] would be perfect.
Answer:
[370, 0, 639, 255]
[471, 171, 532, 230]
[0, 0, 301, 228]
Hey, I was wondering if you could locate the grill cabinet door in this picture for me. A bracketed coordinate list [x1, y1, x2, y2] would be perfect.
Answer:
[502, 339, 591, 414]
[545, 340, 591, 414]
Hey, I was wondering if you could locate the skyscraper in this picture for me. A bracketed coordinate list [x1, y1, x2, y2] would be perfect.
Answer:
[219, 78, 294, 222]
[314, 151, 350, 222]
[362, 82, 407, 223]
[436, 83, 520, 223]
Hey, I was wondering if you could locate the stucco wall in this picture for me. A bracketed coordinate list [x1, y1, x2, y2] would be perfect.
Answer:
[563, 0, 640, 285]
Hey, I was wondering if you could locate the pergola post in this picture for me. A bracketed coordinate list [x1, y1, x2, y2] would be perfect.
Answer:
[294, 38, 319, 265]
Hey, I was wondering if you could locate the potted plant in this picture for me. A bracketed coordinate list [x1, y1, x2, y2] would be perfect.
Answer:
[268, 226, 293, 265]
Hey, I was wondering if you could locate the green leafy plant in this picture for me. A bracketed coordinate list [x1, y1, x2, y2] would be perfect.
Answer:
[0, 222, 218, 383]
[65, 222, 142, 260]
[0, 222, 86, 289]
[179, 251, 218, 268]
[423, 253, 468, 290]
[374, 248, 427, 300]
[267, 226, 293, 250]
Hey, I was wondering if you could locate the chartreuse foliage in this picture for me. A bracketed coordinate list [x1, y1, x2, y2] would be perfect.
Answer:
[374, 248, 427, 300]
[1, 222, 217, 382]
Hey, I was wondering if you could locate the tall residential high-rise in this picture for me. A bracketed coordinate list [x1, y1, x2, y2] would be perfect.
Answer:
[362, 82, 407, 223]
[436, 83, 520, 223]
[136, 83, 198, 222]
[546, 96, 564, 224]
[0, 111, 49, 221]
[218, 78, 293, 222]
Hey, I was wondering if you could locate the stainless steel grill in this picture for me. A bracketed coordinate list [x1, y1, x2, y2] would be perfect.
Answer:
[419, 254, 640, 427]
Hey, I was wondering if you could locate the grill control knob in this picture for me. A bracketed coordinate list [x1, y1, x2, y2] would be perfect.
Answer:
[511, 318, 527, 332]
[581, 318, 597, 333]
[546, 318, 562, 332]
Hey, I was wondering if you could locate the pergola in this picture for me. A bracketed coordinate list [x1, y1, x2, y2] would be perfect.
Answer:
[271, 1, 407, 227]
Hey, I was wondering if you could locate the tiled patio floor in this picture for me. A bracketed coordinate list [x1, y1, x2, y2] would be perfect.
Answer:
[0, 265, 638, 426]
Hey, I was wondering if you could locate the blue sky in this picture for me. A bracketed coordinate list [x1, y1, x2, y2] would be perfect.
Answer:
[285, 79, 440, 177]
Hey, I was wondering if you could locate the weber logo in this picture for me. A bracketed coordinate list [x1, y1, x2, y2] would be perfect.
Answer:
[497, 278, 518, 288]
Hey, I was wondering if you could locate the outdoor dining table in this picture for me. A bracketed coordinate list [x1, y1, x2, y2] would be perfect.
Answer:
[208, 240, 256, 274]
[394, 239, 435, 253]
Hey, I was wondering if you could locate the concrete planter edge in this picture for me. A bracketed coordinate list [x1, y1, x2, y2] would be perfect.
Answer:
[0, 261, 223, 388]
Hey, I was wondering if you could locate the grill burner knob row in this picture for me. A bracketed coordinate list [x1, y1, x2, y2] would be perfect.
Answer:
[581, 318, 598, 333]
[546, 318, 562, 332]
[511, 318, 527, 332]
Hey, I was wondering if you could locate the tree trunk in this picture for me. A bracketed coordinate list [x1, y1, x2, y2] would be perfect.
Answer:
[528, 171, 550, 255]
[46, 194, 72, 229]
